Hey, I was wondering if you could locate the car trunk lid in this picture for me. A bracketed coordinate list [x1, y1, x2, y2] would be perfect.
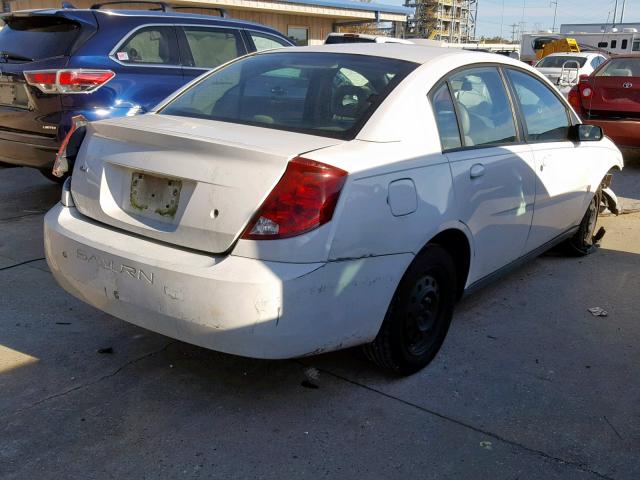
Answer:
[70, 114, 343, 253]
[583, 75, 640, 118]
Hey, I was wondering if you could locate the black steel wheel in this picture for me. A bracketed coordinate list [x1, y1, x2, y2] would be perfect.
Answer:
[364, 245, 457, 375]
[565, 190, 602, 256]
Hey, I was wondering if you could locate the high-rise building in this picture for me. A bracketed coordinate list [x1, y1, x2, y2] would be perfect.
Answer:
[405, 0, 477, 43]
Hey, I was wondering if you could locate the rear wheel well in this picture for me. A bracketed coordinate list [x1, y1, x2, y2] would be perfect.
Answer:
[421, 229, 471, 300]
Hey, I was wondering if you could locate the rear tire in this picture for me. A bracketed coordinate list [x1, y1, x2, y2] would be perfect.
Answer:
[565, 190, 601, 256]
[39, 168, 66, 184]
[363, 245, 457, 375]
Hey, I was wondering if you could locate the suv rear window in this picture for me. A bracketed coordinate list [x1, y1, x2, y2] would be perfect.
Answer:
[160, 52, 417, 140]
[0, 15, 81, 61]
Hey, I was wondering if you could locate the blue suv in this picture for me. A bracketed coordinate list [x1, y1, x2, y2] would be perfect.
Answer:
[0, 3, 293, 181]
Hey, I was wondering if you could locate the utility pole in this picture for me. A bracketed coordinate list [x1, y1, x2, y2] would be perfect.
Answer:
[551, 0, 558, 32]
[510, 23, 518, 43]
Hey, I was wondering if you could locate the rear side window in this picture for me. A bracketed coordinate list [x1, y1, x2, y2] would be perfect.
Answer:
[0, 15, 82, 61]
[634, 40, 640, 51]
[506, 69, 570, 142]
[611, 40, 618, 49]
[622, 39, 628, 49]
[448, 67, 517, 147]
[160, 52, 417, 140]
[181, 27, 245, 69]
[432, 83, 461, 150]
[117, 26, 179, 65]
[536, 56, 587, 68]
[249, 32, 290, 52]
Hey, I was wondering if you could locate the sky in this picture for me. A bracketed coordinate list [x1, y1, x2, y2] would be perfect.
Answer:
[377, 0, 640, 40]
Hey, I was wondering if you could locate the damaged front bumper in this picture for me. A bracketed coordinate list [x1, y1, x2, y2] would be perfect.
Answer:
[44, 204, 411, 359]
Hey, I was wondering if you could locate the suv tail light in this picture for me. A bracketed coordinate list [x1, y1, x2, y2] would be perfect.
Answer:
[24, 69, 115, 94]
[241, 157, 347, 240]
[52, 115, 88, 178]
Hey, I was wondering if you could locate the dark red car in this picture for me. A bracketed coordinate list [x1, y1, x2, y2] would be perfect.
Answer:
[569, 55, 640, 152]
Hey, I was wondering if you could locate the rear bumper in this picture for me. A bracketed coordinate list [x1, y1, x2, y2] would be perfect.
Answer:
[44, 204, 410, 359]
[584, 117, 640, 149]
[0, 130, 58, 168]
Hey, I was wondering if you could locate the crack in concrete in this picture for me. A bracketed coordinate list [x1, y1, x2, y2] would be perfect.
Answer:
[0, 211, 46, 223]
[312, 365, 616, 480]
[0, 258, 46, 272]
[3, 341, 177, 419]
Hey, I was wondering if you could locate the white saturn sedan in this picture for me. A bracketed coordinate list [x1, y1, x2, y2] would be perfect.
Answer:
[45, 44, 623, 375]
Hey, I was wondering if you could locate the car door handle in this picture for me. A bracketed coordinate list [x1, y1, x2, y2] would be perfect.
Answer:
[470, 163, 485, 179]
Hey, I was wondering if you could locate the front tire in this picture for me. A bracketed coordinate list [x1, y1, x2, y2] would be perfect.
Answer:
[363, 245, 457, 375]
[565, 190, 601, 256]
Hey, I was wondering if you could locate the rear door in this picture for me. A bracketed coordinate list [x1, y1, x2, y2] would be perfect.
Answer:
[109, 25, 184, 111]
[587, 57, 640, 117]
[436, 67, 537, 280]
[177, 26, 247, 80]
[0, 12, 96, 138]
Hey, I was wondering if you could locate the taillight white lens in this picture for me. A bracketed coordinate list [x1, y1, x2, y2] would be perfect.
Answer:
[24, 69, 115, 94]
[582, 87, 592, 97]
[52, 115, 88, 178]
[241, 157, 348, 240]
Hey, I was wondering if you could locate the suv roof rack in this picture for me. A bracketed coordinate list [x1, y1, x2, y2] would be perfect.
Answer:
[171, 6, 226, 18]
[89, 1, 227, 17]
[90, 1, 170, 11]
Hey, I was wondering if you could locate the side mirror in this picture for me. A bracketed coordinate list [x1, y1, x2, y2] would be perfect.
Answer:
[569, 124, 603, 142]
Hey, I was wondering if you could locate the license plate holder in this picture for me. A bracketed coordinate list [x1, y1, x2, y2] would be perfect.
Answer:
[128, 172, 182, 220]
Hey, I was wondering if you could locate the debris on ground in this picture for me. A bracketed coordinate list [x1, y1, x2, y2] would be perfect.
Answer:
[588, 307, 608, 317]
[301, 367, 320, 389]
[97, 347, 114, 354]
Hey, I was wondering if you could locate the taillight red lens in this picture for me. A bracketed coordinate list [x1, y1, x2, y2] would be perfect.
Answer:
[568, 86, 581, 110]
[241, 157, 348, 240]
[24, 69, 115, 94]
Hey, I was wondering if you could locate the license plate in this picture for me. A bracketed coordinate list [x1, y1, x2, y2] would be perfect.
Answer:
[129, 172, 182, 219]
[0, 83, 17, 106]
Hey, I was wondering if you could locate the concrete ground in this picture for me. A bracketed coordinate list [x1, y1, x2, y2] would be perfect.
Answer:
[0, 165, 639, 480]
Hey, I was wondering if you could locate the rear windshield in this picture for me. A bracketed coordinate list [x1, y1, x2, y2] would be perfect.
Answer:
[596, 57, 640, 76]
[0, 15, 81, 61]
[160, 52, 417, 140]
[325, 35, 376, 44]
[536, 56, 587, 68]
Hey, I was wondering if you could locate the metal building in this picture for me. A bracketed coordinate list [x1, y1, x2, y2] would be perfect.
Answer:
[404, 0, 477, 43]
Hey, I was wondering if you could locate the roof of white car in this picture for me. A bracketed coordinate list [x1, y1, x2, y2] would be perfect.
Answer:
[290, 43, 510, 66]
[543, 52, 603, 58]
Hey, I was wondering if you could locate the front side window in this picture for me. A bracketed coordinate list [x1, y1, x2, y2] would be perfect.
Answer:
[287, 26, 308, 46]
[249, 32, 290, 52]
[117, 26, 179, 65]
[160, 52, 417, 140]
[611, 40, 618, 49]
[181, 27, 244, 69]
[506, 69, 570, 142]
[622, 39, 628, 49]
[432, 83, 461, 150]
[596, 57, 640, 77]
[634, 40, 640, 51]
[448, 67, 517, 147]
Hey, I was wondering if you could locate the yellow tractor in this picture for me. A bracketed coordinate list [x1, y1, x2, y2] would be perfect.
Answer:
[536, 37, 580, 61]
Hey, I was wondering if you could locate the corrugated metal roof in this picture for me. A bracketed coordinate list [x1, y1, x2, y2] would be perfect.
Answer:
[278, 0, 412, 15]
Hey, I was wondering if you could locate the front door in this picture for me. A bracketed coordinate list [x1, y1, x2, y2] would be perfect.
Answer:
[504, 68, 593, 252]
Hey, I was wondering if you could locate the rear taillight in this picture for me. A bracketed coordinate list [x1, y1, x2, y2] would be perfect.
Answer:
[24, 69, 115, 94]
[568, 86, 581, 111]
[52, 115, 88, 178]
[241, 157, 347, 240]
